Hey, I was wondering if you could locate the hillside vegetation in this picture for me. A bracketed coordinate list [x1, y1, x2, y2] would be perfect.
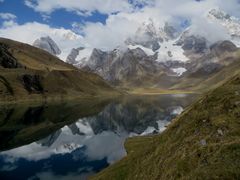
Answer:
[0, 38, 119, 103]
[92, 60, 240, 179]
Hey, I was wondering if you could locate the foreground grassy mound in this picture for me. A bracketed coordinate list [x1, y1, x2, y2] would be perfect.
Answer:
[0, 38, 119, 103]
[93, 72, 240, 179]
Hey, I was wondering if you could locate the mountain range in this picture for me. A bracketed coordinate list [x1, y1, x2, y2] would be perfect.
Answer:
[32, 8, 240, 91]
[1, 8, 239, 102]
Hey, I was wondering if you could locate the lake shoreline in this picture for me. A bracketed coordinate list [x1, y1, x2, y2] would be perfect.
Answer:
[127, 88, 198, 95]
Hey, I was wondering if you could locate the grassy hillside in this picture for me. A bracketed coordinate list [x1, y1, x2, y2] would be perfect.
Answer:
[0, 38, 119, 103]
[171, 50, 240, 92]
[92, 67, 240, 179]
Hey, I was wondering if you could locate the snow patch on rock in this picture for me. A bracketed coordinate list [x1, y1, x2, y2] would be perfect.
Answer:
[157, 40, 189, 62]
[128, 44, 155, 56]
[171, 67, 187, 76]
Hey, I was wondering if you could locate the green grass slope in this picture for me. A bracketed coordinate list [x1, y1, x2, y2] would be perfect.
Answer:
[92, 68, 240, 179]
[0, 38, 119, 103]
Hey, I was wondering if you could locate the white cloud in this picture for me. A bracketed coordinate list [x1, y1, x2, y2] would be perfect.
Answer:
[2, 20, 17, 27]
[81, 15, 140, 50]
[0, 13, 17, 28]
[0, 22, 84, 60]
[24, 0, 133, 15]
[0, 13, 16, 20]
[77, 0, 240, 49]
[189, 17, 231, 43]
[1, 120, 127, 165]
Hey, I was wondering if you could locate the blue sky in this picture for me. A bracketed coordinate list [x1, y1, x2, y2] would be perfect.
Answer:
[0, 0, 43, 25]
[1, 0, 240, 32]
[0, 0, 109, 29]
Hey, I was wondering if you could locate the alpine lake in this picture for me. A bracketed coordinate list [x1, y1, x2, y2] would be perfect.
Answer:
[0, 94, 197, 180]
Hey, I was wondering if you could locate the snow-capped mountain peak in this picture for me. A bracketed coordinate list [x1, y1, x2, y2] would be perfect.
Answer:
[207, 8, 240, 46]
[136, 18, 160, 40]
[63, 8, 240, 87]
[53, 30, 81, 41]
[124, 19, 188, 62]
[126, 19, 180, 52]
[208, 8, 231, 21]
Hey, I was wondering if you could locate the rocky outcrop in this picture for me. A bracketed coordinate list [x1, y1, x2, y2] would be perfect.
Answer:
[125, 19, 162, 51]
[78, 47, 173, 86]
[210, 40, 237, 57]
[185, 40, 238, 76]
[0, 75, 14, 95]
[176, 33, 207, 54]
[66, 47, 84, 64]
[21, 74, 43, 94]
[160, 60, 186, 69]
[33, 36, 61, 56]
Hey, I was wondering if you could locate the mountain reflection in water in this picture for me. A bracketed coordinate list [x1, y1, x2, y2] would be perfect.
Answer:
[0, 94, 197, 180]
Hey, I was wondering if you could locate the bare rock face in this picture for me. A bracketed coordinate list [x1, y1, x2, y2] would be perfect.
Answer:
[33, 36, 61, 56]
[21, 74, 43, 94]
[160, 60, 185, 69]
[210, 40, 237, 57]
[66, 39, 238, 87]
[82, 48, 167, 86]
[87, 48, 109, 70]
[185, 40, 238, 76]
[176, 33, 208, 54]
[66, 47, 84, 64]
[125, 19, 162, 51]
[125, 36, 160, 52]
[209, 9, 231, 20]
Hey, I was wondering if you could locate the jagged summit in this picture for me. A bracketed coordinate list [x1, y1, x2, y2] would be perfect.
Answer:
[125, 19, 180, 52]
[207, 8, 240, 46]
[33, 36, 61, 56]
[208, 8, 231, 20]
